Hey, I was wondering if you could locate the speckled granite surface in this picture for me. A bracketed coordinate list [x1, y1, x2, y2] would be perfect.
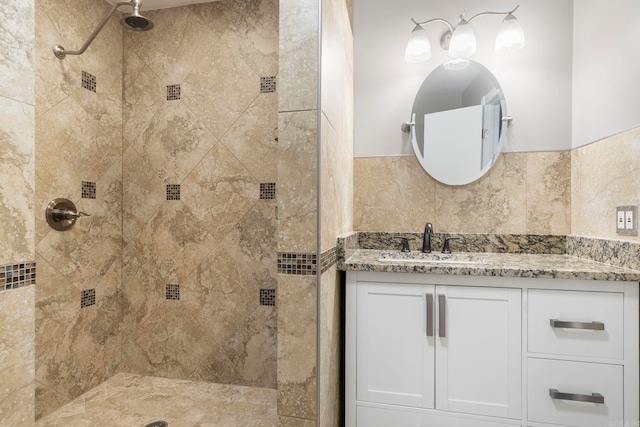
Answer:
[337, 232, 640, 282]
[355, 232, 567, 254]
[568, 235, 640, 271]
[338, 249, 640, 281]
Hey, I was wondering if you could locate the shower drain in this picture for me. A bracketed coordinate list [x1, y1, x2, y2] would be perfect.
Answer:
[144, 422, 168, 427]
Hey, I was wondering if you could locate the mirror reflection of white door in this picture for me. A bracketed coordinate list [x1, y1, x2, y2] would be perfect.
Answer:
[423, 105, 483, 185]
[482, 103, 501, 169]
[481, 88, 502, 169]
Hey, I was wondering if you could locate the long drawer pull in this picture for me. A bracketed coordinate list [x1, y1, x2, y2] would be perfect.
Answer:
[438, 294, 446, 338]
[426, 294, 434, 337]
[550, 319, 605, 330]
[549, 388, 605, 404]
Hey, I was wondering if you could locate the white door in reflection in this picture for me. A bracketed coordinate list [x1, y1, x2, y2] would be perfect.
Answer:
[423, 105, 483, 185]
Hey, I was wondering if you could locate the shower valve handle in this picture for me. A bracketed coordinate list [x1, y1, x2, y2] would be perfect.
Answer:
[45, 198, 91, 231]
[51, 209, 91, 221]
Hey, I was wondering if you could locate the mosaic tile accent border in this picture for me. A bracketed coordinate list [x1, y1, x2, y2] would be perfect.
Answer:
[166, 284, 180, 300]
[277, 248, 338, 275]
[320, 246, 337, 274]
[259, 183, 276, 200]
[277, 253, 316, 275]
[0, 261, 36, 291]
[82, 71, 96, 92]
[259, 288, 276, 306]
[167, 84, 181, 101]
[260, 76, 276, 93]
[82, 181, 96, 199]
[81, 289, 96, 308]
[166, 184, 180, 201]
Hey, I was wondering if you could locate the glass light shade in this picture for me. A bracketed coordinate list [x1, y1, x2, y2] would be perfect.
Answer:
[495, 14, 525, 54]
[448, 18, 476, 59]
[405, 24, 431, 63]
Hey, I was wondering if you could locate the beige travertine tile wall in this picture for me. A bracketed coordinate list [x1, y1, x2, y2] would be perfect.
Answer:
[0, 3, 35, 426]
[319, 0, 354, 426]
[277, 0, 319, 424]
[354, 151, 571, 235]
[572, 127, 640, 240]
[1, 0, 35, 267]
[35, 0, 123, 418]
[0, 287, 36, 426]
[121, 0, 279, 390]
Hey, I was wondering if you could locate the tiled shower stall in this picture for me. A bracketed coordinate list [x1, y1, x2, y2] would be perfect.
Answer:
[35, 0, 280, 417]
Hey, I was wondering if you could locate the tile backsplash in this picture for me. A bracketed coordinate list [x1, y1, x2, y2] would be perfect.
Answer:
[354, 151, 571, 235]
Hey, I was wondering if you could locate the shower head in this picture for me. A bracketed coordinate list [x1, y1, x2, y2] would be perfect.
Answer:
[122, 13, 154, 31]
[122, 0, 154, 31]
[53, 0, 154, 59]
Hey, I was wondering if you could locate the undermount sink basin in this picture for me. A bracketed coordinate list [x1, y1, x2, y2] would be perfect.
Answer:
[378, 251, 488, 265]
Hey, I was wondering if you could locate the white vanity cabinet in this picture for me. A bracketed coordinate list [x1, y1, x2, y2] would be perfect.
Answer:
[346, 271, 640, 427]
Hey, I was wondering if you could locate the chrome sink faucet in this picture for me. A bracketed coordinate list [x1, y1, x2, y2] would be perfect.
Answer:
[422, 222, 433, 253]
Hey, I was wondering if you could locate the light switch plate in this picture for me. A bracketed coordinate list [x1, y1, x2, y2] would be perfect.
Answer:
[617, 205, 638, 236]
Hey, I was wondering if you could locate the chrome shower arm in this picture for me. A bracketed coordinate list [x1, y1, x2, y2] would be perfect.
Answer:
[53, 1, 132, 59]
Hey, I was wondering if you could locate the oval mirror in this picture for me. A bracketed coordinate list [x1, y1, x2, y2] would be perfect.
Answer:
[409, 60, 508, 186]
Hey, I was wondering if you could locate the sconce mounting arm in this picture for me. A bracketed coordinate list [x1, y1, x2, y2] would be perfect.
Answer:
[410, 17, 454, 34]
[468, 5, 520, 23]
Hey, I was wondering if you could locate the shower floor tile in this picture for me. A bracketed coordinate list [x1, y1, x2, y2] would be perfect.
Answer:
[36, 373, 278, 427]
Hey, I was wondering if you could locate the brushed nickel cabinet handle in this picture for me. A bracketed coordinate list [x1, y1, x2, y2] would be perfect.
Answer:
[550, 319, 605, 330]
[426, 294, 434, 337]
[438, 294, 446, 338]
[549, 388, 605, 404]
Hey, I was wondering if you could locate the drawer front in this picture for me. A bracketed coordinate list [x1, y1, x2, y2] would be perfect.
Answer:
[528, 358, 623, 427]
[528, 289, 624, 359]
[356, 405, 520, 427]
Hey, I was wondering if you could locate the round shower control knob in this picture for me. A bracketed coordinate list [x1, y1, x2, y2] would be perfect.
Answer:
[45, 198, 90, 231]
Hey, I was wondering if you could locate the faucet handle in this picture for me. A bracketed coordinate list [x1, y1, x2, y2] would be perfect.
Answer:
[441, 236, 461, 254]
[393, 235, 411, 253]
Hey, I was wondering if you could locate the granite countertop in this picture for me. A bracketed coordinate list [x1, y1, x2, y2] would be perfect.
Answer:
[338, 249, 640, 282]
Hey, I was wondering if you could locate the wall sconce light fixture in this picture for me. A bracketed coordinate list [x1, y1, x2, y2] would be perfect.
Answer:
[404, 5, 525, 63]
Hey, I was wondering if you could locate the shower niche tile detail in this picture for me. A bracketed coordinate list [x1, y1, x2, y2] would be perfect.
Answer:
[81, 71, 96, 93]
[82, 181, 96, 199]
[80, 289, 96, 308]
[167, 84, 181, 101]
[260, 76, 276, 94]
[165, 284, 180, 300]
[260, 182, 276, 200]
[260, 288, 276, 306]
[166, 184, 180, 200]
[1, 261, 36, 291]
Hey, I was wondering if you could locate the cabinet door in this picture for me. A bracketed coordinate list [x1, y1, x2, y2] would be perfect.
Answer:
[356, 282, 435, 408]
[435, 286, 521, 419]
